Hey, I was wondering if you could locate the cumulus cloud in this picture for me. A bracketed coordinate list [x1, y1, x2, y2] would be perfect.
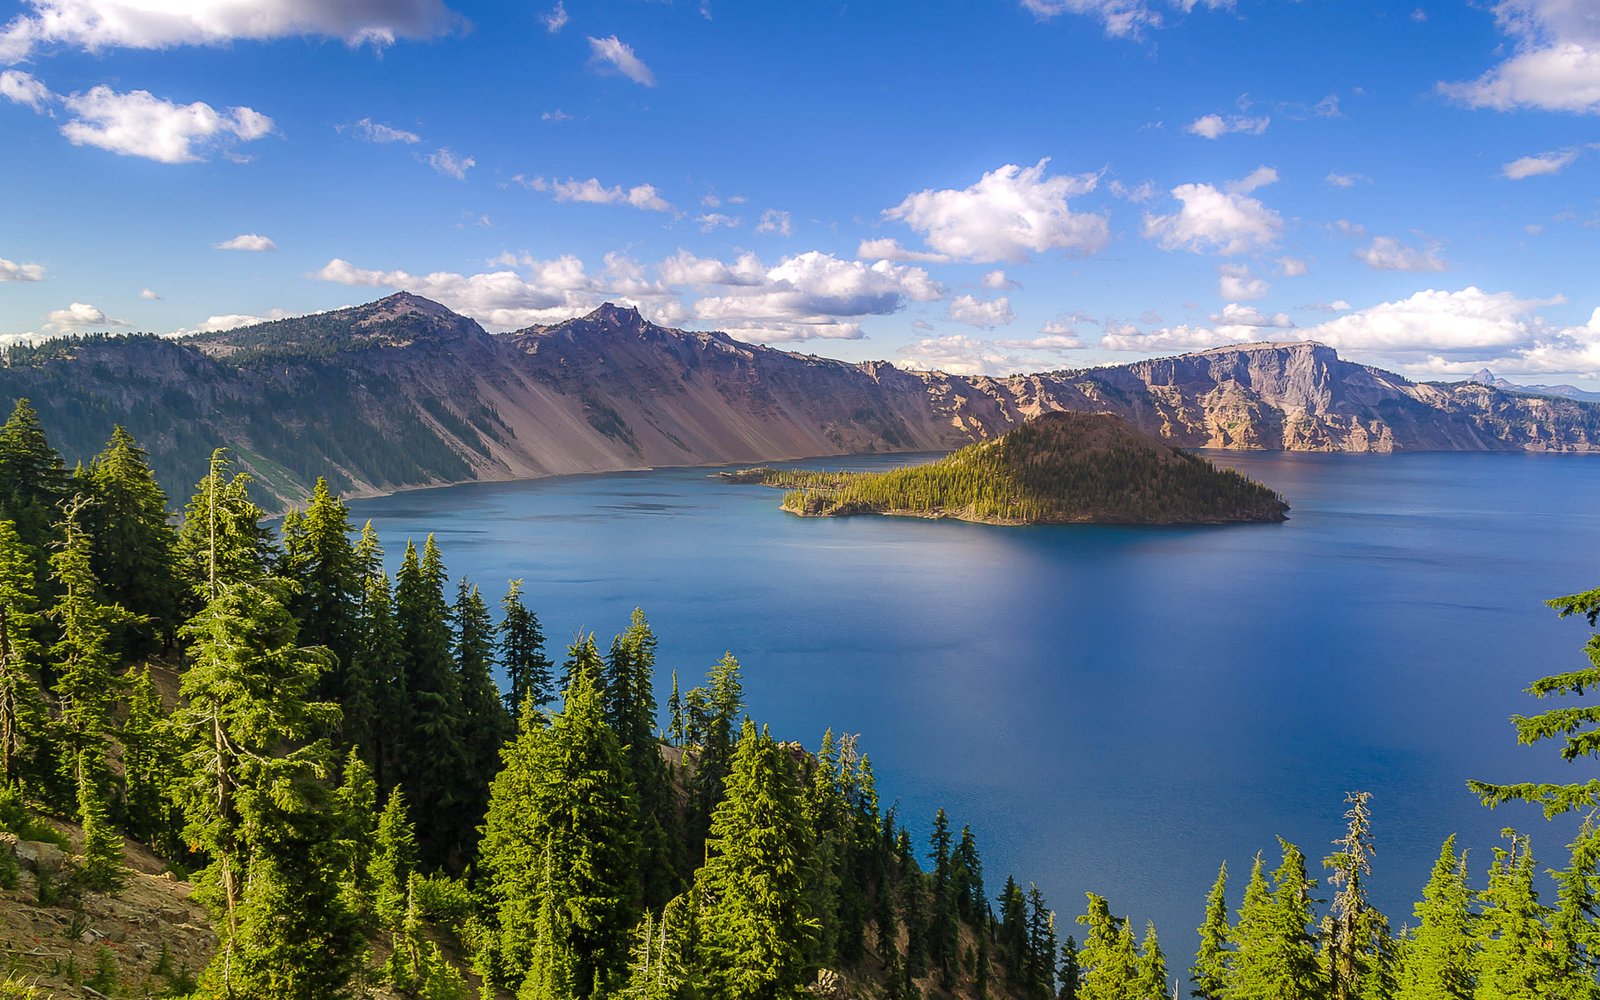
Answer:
[0, 255, 46, 282]
[0, 68, 50, 110]
[588, 35, 655, 86]
[1185, 113, 1270, 139]
[690, 250, 944, 343]
[1210, 303, 1293, 328]
[1218, 263, 1268, 300]
[982, 269, 1020, 290]
[695, 213, 741, 232]
[898, 327, 1089, 375]
[214, 233, 276, 252]
[139, 288, 159, 299]
[343, 117, 420, 144]
[755, 209, 792, 236]
[1325, 172, 1366, 188]
[1143, 166, 1283, 255]
[0, 0, 460, 61]
[1017, 0, 1232, 39]
[13, 79, 275, 163]
[426, 147, 474, 180]
[856, 238, 950, 264]
[1502, 146, 1588, 179]
[657, 250, 765, 287]
[1440, 0, 1600, 114]
[949, 294, 1016, 328]
[171, 308, 295, 336]
[517, 174, 673, 212]
[1278, 256, 1309, 277]
[45, 301, 123, 330]
[1356, 235, 1447, 272]
[884, 158, 1109, 264]
[542, 1, 568, 33]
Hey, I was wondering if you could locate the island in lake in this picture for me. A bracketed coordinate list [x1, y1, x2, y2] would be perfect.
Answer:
[723, 411, 1291, 525]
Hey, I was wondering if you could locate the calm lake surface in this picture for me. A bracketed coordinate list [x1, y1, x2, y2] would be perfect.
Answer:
[349, 450, 1600, 944]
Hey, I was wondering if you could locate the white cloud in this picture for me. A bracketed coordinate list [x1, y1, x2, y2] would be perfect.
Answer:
[1440, 0, 1600, 114]
[541, 109, 572, 122]
[139, 288, 160, 299]
[1325, 172, 1366, 188]
[588, 34, 655, 87]
[425, 147, 473, 180]
[0, 68, 50, 110]
[0, 256, 46, 282]
[695, 213, 741, 232]
[314, 255, 605, 330]
[542, 1, 568, 33]
[1278, 256, 1309, 277]
[1185, 113, 1270, 139]
[949, 294, 1016, 328]
[657, 250, 765, 287]
[1143, 167, 1282, 255]
[884, 158, 1109, 264]
[1502, 146, 1587, 179]
[755, 209, 792, 236]
[518, 174, 673, 212]
[45, 301, 123, 330]
[981, 269, 1020, 290]
[1356, 235, 1447, 272]
[856, 238, 951, 264]
[688, 251, 944, 343]
[1109, 178, 1157, 202]
[0, 0, 460, 61]
[1210, 302, 1293, 328]
[214, 233, 276, 252]
[1218, 263, 1268, 300]
[1017, 0, 1231, 38]
[28, 82, 275, 163]
[173, 308, 294, 335]
[344, 117, 419, 144]
[1332, 219, 1368, 238]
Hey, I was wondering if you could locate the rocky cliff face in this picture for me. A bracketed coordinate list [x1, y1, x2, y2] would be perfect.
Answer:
[2, 295, 1596, 506]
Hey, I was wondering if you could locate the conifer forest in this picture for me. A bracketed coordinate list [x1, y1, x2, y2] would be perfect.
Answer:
[4, 395, 1600, 1000]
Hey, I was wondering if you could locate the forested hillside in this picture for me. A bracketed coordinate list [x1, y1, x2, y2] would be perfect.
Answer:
[2, 294, 1596, 512]
[3, 401, 1600, 999]
[751, 412, 1289, 524]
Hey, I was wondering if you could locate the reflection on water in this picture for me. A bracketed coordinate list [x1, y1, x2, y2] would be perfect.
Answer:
[349, 450, 1600, 940]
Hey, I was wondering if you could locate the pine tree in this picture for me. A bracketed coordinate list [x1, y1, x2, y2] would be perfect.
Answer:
[1475, 831, 1563, 999]
[1075, 894, 1134, 1000]
[1322, 791, 1394, 1000]
[927, 808, 959, 979]
[75, 741, 123, 891]
[1395, 836, 1475, 1000]
[481, 670, 640, 996]
[332, 749, 378, 919]
[174, 448, 274, 605]
[170, 578, 355, 998]
[954, 824, 985, 924]
[1134, 923, 1167, 1000]
[1191, 862, 1229, 1000]
[0, 398, 68, 565]
[1002, 876, 1029, 978]
[605, 609, 678, 909]
[280, 479, 366, 746]
[370, 787, 418, 932]
[1059, 935, 1081, 1000]
[0, 518, 44, 785]
[667, 671, 684, 746]
[695, 719, 816, 1000]
[1229, 841, 1323, 1000]
[394, 535, 467, 869]
[1026, 884, 1058, 1000]
[122, 666, 183, 858]
[1549, 821, 1600, 999]
[689, 652, 745, 857]
[500, 579, 554, 718]
[453, 578, 512, 856]
[353, 523, 405, 793]
[804, 730, 847, 973]
[82, 426, 179, 647]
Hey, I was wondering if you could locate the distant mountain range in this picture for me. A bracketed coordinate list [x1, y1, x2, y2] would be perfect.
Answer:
[1469, 368, 1600, 403]
[1, 293, 1596, 508]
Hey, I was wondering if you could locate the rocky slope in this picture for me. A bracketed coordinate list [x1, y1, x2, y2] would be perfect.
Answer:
[1, 294, 1595, 507]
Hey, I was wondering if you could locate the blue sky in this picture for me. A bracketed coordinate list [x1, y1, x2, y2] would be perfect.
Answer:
[1, 0, 1598, 384]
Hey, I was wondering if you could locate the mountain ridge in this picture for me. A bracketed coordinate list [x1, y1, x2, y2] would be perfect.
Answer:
[2, 294, 1596, 508]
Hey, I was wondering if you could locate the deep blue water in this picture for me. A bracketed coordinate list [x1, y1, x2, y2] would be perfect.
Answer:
[348, 450, 1600, 949]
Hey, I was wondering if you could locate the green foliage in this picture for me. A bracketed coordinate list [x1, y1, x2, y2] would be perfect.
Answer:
[174, 448, 275, 604]
[1322, 792, 1394, 1000]
[1191, 862, 1230, 1000]
[760, 411, 1287, 525]
[452, 578, 512, 858]
[1395, 836, 1475, 1000]
[81, 425, 180, 645]
[1074, 894, 1135, 1000]
[122, 666, 184, 859]
[0, 518, 45, 785]
[0, 398, 68, 564]
[371, 787, 419, 932]
[500, 579, 554, 718]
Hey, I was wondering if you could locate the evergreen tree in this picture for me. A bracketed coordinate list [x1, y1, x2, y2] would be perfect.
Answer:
[667, 671, 684, 746]
[1134, 923, 1167, 1000]
[803, 730, 847, 973]
[928, 808, 960, 979]
[1549, 821, 1600, 999]
[1228, 841, 1323, 1000]
[0, 398, 68, 564]
[1076, 894, 1134, 1000]
[122, 667, 184, 858]
[75, 741, 123, 890]
[1474, 831, 1563, 999]
[605, 609, 678, 909]
[1027, 883, 1058, 1000]
[82, 426, 179, 647]
[174, 448, 274, 605]
[500, 579, 554, 717]
[481, 670, 640, 996]
[1059, 936, 1081, 1000]
[280, 479, 367, 746]
[453, 578, 512, 856]
[1191, 862, 1230, 1000]
[370, 787, 418, 932]
[689, 651, 745, 857]
[394, 535, 467, 869]
[1001, 876, 1029, 978]
[170, 579, 356, 999]
[1395, 836, 1475, 1000]
[332, 749, 378, 919]
[954, 824, 986, 924]
[695, 719, 816, 1000]
[1322, 791, 1394, 1000]
[352, 523, 405, 793]
[0, 518, 44, 785]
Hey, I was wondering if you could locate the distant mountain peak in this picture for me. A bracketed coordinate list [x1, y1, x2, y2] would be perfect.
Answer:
[364, 291, 458, 322]
[582, 302, 647, 329]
